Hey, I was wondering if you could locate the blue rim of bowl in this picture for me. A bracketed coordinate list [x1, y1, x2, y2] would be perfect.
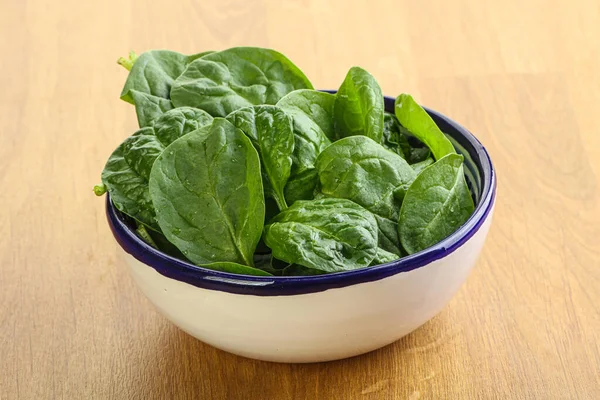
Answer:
[106, 94, 496, 296]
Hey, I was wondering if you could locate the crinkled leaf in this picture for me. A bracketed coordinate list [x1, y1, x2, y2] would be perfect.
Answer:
[199, 262, 273, 276]
[316, 136, 416, 255]
[120, 50, 197, 104]
[371, 247, 400, 265]
[399, 154, 475, 254]
[171, 47, 313, 117]
[333, 66, 384, 142]
[277, 90, 334, 204]
[154, 107, 213, 144]
[149, 118, 265, 266]
[264, 198, 378, 273]
[101, 128, 159, 230]
[395, 94, 455, 161]
[383, 112, 431, 164]
[101, 111, 213, 230]
[316, 136, 415, 220]
[412, 157, 434, 174]
[284, 168, 319, 205]
[129, 90, 174, 128]
[226, 105, 294, 210]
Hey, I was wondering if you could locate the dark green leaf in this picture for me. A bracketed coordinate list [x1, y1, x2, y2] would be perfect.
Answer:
[282, 264, 325, 276]
[153, 107, 213, 144]
[277, 89, 335, 141]
[383, 112, 432, 164]
[120, 50, 196, 104]
[101, 127, 159, 230]
[101, 111, 214, 231]
[226, 105, 294, 210]
[371, 247, 400, 265]
[394, 94, 455, 161]
[171, 47, 313, 117]
[149, 118, 265, 266]
[315, 136, 416, 256]
[200, 261, 273, 276]
[264, 198, 378, 273]
[411, 157, 434, 174]
[129, 90, 174, 128]
[283, 168, 319, 205]
[333, 66, 384, 142]
[399, 154, 475, 254]
[277, 90, 334, 205]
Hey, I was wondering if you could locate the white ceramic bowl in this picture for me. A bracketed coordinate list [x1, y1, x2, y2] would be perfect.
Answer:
[106, 95, 496, 363]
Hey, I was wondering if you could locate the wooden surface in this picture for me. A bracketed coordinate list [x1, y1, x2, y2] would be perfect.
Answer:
[1, 0, 599, 398]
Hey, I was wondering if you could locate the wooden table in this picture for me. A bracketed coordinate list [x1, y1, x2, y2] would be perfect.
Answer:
[2, 0, 599, 398]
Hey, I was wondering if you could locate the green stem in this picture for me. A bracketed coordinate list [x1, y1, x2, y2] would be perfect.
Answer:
[273, 193, 288, 212]
[93, 183, 107, 196]
[117, 50, 138, 71]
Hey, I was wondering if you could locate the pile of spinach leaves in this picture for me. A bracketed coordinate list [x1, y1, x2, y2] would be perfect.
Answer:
[95, 47, 475, 276]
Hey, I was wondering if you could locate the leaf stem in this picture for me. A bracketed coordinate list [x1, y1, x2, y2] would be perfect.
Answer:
[117, 50, 138, 71]
[93, 183, 107, 196]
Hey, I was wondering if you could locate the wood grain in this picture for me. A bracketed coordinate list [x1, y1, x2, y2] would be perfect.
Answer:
[1, 0, 599, 398]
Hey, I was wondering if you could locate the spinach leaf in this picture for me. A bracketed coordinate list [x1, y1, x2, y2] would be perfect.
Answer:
[171, 47, 313, 117]
[129, 90, 174, 128]
[411, 157, 434, 174]
[149, 118, 265, 266]
[277, 89, 336, 141]
[383, 112, 432, 164]
[101, 127, 160, 230]
[153, 107, 213, 144]
[200, 262, 273, 276]
[135, 223, 159, 248]
[333, 66, 384, 142]
[277, 90, 334, 204]
[99, 110, 214, 230]
[120, 50, 197, 104]
[371, 247, 400, 265]
[398, 154, 475, 254]
[226, 105, 294, 210]
[283, 168, 319, 205]
[382, 112, 407, 159]
[395, 94, 455, 160]
[315, 136, 416, 254]
[252, 253, 290, 275]
[264, 198, 378, 273]
[282, 264, 325, 276]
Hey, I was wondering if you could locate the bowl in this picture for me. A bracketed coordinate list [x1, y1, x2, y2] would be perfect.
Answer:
[106, 94, 496, 363]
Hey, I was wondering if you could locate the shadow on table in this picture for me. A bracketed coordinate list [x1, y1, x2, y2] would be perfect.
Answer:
[130, 310, 459, 400]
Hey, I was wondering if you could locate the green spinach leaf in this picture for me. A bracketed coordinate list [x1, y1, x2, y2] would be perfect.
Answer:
[129, 89, 174, 128]
[398, 153, 475, 254]
[101, 127, 160, 230]
[333, 66, 384, 142]
[395, 94, 455, 160]
[264, 198, 378, 273]
[315, 136, 416, 254]
[120, 50, 197, 104]
[149, 118, 265, 266]
[153, 107, 213, 144]
[226, 105, 294, 210]
[411, 157, 434, 174]
[277, 90, 334, 204]
[200, 262, 273, 276]
[171, 47, 313, 117]
[99, 110, 213, 230]
[383, 112, 432, 164]
[371, 247, 400, 265]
